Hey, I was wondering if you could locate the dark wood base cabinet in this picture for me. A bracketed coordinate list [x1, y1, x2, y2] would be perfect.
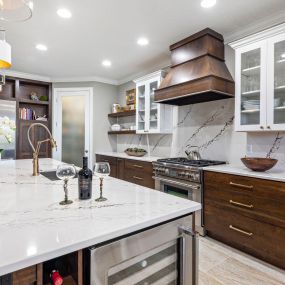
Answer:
[95, 154, 155, 189]
[204, 171, 285, 270]
[0, 250, 82, 285]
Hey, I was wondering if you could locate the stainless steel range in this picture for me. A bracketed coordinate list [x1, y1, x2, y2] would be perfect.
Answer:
[153, 158, 226, 236]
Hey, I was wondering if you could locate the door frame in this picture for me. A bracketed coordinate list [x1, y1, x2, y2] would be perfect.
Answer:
[53, 87, 93, 167]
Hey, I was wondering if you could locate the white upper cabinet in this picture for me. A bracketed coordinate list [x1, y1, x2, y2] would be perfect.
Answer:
[134, 71, 173, 134]
[230, 24, 285, 131]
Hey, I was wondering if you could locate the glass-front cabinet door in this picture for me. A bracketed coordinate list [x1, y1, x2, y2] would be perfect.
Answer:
[137, 84, 146, 132]
[148, 77, 160, 133]
[267, 34, 285, 130]
[235, 41, 267, 131]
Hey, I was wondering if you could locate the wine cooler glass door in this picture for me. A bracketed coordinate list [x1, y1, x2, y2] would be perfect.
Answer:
[90, 216, 198, 285]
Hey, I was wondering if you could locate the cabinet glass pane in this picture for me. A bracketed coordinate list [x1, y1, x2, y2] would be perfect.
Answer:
[149, 81, 158, 130]
[107, 241, 178, 285]
[240, 48, 261, 125]
[273, 40, 285, 124]
[137, 85, 146, 131]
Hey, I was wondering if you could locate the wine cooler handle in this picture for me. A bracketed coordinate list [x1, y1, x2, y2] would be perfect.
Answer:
[179, 226, 199, 285]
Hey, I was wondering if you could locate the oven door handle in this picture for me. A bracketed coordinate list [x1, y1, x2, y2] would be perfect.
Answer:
[153, 176, 201, 190]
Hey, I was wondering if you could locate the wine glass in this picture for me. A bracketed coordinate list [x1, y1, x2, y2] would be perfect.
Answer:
[93, 162, 110, 202]
[56, 164, 77, 205]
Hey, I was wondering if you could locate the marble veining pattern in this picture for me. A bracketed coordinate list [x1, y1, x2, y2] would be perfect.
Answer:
[0, 159, 200, 276]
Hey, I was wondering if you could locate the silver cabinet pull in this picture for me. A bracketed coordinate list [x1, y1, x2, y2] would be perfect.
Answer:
[229, 182, 253, 190]
[133, 176, 143, 180]
[229, 200, 254, 209]
[229, 225, 253, 236]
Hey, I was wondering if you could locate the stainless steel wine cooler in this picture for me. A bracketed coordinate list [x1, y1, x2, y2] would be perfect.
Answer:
[88, 215, 198, 285]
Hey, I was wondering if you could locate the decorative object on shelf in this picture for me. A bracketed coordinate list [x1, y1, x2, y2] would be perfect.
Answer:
[56, 163, 77, 205]
[111, 124, 121, 131]
[94, 162, 110, 202]
[39, 95, 48, 101]
[0, 0, 33, 22]
[35, 115, 48, 121]
[112, 103, 121, 113]
[30, 91, 39, 101]
[125, 148, 147, 157]
[126, 88, 136, 106]
[241, 157, 278, 172]
[27, 123, 57, 176]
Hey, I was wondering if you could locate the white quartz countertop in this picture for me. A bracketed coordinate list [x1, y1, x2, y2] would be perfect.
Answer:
[96, 151, 162, 162]
[0, 159, 200, 276]
[204, 164, 285, 182]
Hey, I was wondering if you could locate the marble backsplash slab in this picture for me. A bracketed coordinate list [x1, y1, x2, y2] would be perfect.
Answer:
[116, 99, 285, 168]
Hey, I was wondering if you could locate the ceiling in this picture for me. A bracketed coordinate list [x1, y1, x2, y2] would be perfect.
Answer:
[2, 0, 285, 84]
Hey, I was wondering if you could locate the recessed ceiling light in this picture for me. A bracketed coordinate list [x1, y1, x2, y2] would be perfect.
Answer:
[201, 0, 216, 8]
[281, 53, 285, 58]
[57, 8, 72, 19]
[137, 37, 149, 46]
[36, 44, 48, 51]
[102, 60, 112, 67]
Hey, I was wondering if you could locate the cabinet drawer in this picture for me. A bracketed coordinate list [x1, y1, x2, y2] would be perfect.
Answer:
[124, 169, 154, 189]
[12, 266, 37, 285]
[205, 202, 285, 269]
[124, 159, 153, 174]
[204, 171, 285, 227]
[96, 155, 117, 165]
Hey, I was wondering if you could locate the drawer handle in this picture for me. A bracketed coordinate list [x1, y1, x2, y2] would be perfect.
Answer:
[229, 200, 254, 209]
[133, 176, 143, 180]
[133, 164, 143, 169]
[229, 225, 253, 236]
[229, 182, 253, 190]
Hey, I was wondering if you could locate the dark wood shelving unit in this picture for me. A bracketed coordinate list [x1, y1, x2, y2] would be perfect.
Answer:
[108, 109, 136, 118]
[0, 76, 52, 159]
[108, 130, 136, 135]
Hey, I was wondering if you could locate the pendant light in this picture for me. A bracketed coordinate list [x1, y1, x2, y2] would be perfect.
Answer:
[0, 0, 33, 22]
[0, 29, 11, 69]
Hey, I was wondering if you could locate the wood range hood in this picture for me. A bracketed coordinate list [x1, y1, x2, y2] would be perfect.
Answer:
[154, 28, 235, 105]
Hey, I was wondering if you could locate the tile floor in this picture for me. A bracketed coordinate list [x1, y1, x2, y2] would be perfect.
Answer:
[199, 237, 285, 285]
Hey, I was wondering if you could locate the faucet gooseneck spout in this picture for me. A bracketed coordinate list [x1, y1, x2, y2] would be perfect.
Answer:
[27, 123, 57, 176]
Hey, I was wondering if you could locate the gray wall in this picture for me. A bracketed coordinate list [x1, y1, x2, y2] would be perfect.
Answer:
[53, 81, 118, 159]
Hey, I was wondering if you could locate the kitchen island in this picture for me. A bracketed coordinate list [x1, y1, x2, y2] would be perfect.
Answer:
[0, 159, 201, 284]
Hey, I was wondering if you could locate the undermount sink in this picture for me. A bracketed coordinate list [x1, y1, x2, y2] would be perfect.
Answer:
[40, 171, 78, 181]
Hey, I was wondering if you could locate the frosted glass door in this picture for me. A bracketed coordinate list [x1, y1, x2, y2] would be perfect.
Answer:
[148, 79, 159, 131]
[61, 95, 85, 166]
[240, 48, 261, 126]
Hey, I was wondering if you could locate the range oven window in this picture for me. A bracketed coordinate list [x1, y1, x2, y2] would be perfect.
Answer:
[164, 185, 191, 200]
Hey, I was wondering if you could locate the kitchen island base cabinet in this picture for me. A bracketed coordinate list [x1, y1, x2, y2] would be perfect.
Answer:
[204, 171, 285, 270]
[95, 154, 155, 188]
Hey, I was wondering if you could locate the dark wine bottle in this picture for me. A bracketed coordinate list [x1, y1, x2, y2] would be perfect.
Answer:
[78, 153, 92, 200]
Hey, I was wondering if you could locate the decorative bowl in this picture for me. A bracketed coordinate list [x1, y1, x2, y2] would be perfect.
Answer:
[125, 149, 147, 157]
[241, 157, 278, 172]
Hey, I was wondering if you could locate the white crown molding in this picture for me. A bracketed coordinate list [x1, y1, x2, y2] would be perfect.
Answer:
[51, 76, 119, 85]
[4, 70, 51, 82]
[225, 9, 285, 45]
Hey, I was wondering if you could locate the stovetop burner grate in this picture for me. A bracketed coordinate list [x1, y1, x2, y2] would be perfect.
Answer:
[157, 157, 226, 167]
